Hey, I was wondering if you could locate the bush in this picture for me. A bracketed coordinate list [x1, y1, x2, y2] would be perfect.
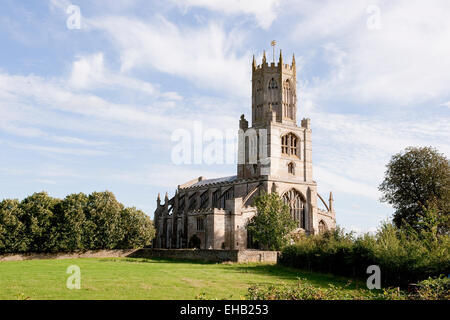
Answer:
[246, 278, 406, 300]
[279, 221, 450, 287]
[246, 276, 449, 300]
[414, 276, 450, 300]
[0, 191, 155, 253]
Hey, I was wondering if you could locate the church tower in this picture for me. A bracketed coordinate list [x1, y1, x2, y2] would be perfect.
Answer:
[251, 50, 297, 126]
[238, 50, 313, 184]
[153, 47, 336, 250]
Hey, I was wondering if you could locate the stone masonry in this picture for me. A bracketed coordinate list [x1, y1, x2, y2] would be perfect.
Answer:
[153, 50, 336, 250]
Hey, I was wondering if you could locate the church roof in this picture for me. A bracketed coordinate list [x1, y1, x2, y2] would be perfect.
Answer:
[189, 175, 238, 188]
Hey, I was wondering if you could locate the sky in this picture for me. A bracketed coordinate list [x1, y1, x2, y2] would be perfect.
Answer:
[0, 0, 449, 234]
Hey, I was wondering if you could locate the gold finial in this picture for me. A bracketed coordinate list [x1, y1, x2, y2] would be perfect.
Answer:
[271, 40, 277, 63]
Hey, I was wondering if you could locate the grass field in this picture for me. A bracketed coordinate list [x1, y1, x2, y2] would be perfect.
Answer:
[0, 258, 365, 300]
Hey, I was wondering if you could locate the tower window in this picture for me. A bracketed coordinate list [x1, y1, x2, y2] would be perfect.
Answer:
[281, 133, 299, 157]
[255, 104, 262, 120]
[283, 79, 294, 119]
[268, 78, 278, 89]
[288, 162, 295, 175]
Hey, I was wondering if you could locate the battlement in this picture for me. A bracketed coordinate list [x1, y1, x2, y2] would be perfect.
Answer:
[253, 62, 295, 71]
[252, 50, 296, 73]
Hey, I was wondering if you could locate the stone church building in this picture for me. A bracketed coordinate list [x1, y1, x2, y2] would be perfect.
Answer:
[154, 50, 336, 250]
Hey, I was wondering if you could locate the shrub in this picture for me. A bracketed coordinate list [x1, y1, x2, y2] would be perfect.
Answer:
[246, 276, 449, 300]
[414, 276, 450, 300]
[246, 278, 406, 300]
[279, 221, 450, 287]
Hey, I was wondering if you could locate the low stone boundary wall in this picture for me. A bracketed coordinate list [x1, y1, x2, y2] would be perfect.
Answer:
[0, 248, 278, 263]
[0, 249, 139, 262]
[236, 250, 279, 263]
[129, 249, 279, 263]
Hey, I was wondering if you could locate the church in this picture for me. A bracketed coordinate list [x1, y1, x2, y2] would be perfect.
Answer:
[153, 49, 336, 250]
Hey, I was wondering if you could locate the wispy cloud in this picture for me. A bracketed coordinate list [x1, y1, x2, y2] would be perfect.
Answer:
[0, 0, 448, 231]
[88, 15, 251, 97]
[291, 0, 450, 105]
[172, 0, 281, 29]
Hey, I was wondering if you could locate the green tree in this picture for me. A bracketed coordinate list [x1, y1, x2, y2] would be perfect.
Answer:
[53, 193, 88, 251]
[84, 191, 124, 250]
[20, 192, 60, 252]
[379, 146, 450, 231]
[0, 199, 28, 253]
[118, 207, 155, 248]
[246, 192, 297, 250]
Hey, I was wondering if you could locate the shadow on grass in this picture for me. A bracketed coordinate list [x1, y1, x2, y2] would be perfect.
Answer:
[220, 264, 366, 290]
[104, 257, 365, 290]
[100, 257, 218, 265]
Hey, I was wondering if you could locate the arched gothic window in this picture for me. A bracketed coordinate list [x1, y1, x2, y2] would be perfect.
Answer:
[281, 133, 299, 157]
[282, 189, 306, 229]
[268, 78, 278, 89]
[268, 78, 278, 105]
[318, 220, 327, 234]
[283, 79, 295, 119]
[255, 80, 263, 105]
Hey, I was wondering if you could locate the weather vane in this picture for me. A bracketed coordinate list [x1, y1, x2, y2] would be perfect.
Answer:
[271, 40, 276, 63]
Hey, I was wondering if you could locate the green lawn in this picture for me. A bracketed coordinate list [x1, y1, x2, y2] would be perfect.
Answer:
[0, 258, 365, 300]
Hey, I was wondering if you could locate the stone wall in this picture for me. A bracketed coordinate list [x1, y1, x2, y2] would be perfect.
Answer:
[236, 250, 279, 263]
[0, 249, 139, 262]
[129, 249, 278, 263]
[0, 248, 279, 263]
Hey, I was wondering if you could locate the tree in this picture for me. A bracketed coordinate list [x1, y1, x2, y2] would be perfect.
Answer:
[53, 193, 88, 252]
[0, 199, 28, 253]
[246, 192, 297, 250]
[379, 146, 450, 231]
[118, 207, 155, 248]
[84, 191, 124, 250]
[20, 192, 60, 252]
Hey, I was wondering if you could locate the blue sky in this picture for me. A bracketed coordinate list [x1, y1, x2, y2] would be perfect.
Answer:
[0, 0, 449, 234]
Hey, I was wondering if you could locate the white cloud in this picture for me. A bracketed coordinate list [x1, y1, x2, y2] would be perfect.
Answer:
[0, 62, 239, 160]
[291, 0, 450, 105]
[69, 52, 173, 98]
[172, 0, 281, 29]
[88, 16, 251, 97]
[109, 164, 234, 190]
[315, 165, 380, 200]
[2, 141, 107, 156]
